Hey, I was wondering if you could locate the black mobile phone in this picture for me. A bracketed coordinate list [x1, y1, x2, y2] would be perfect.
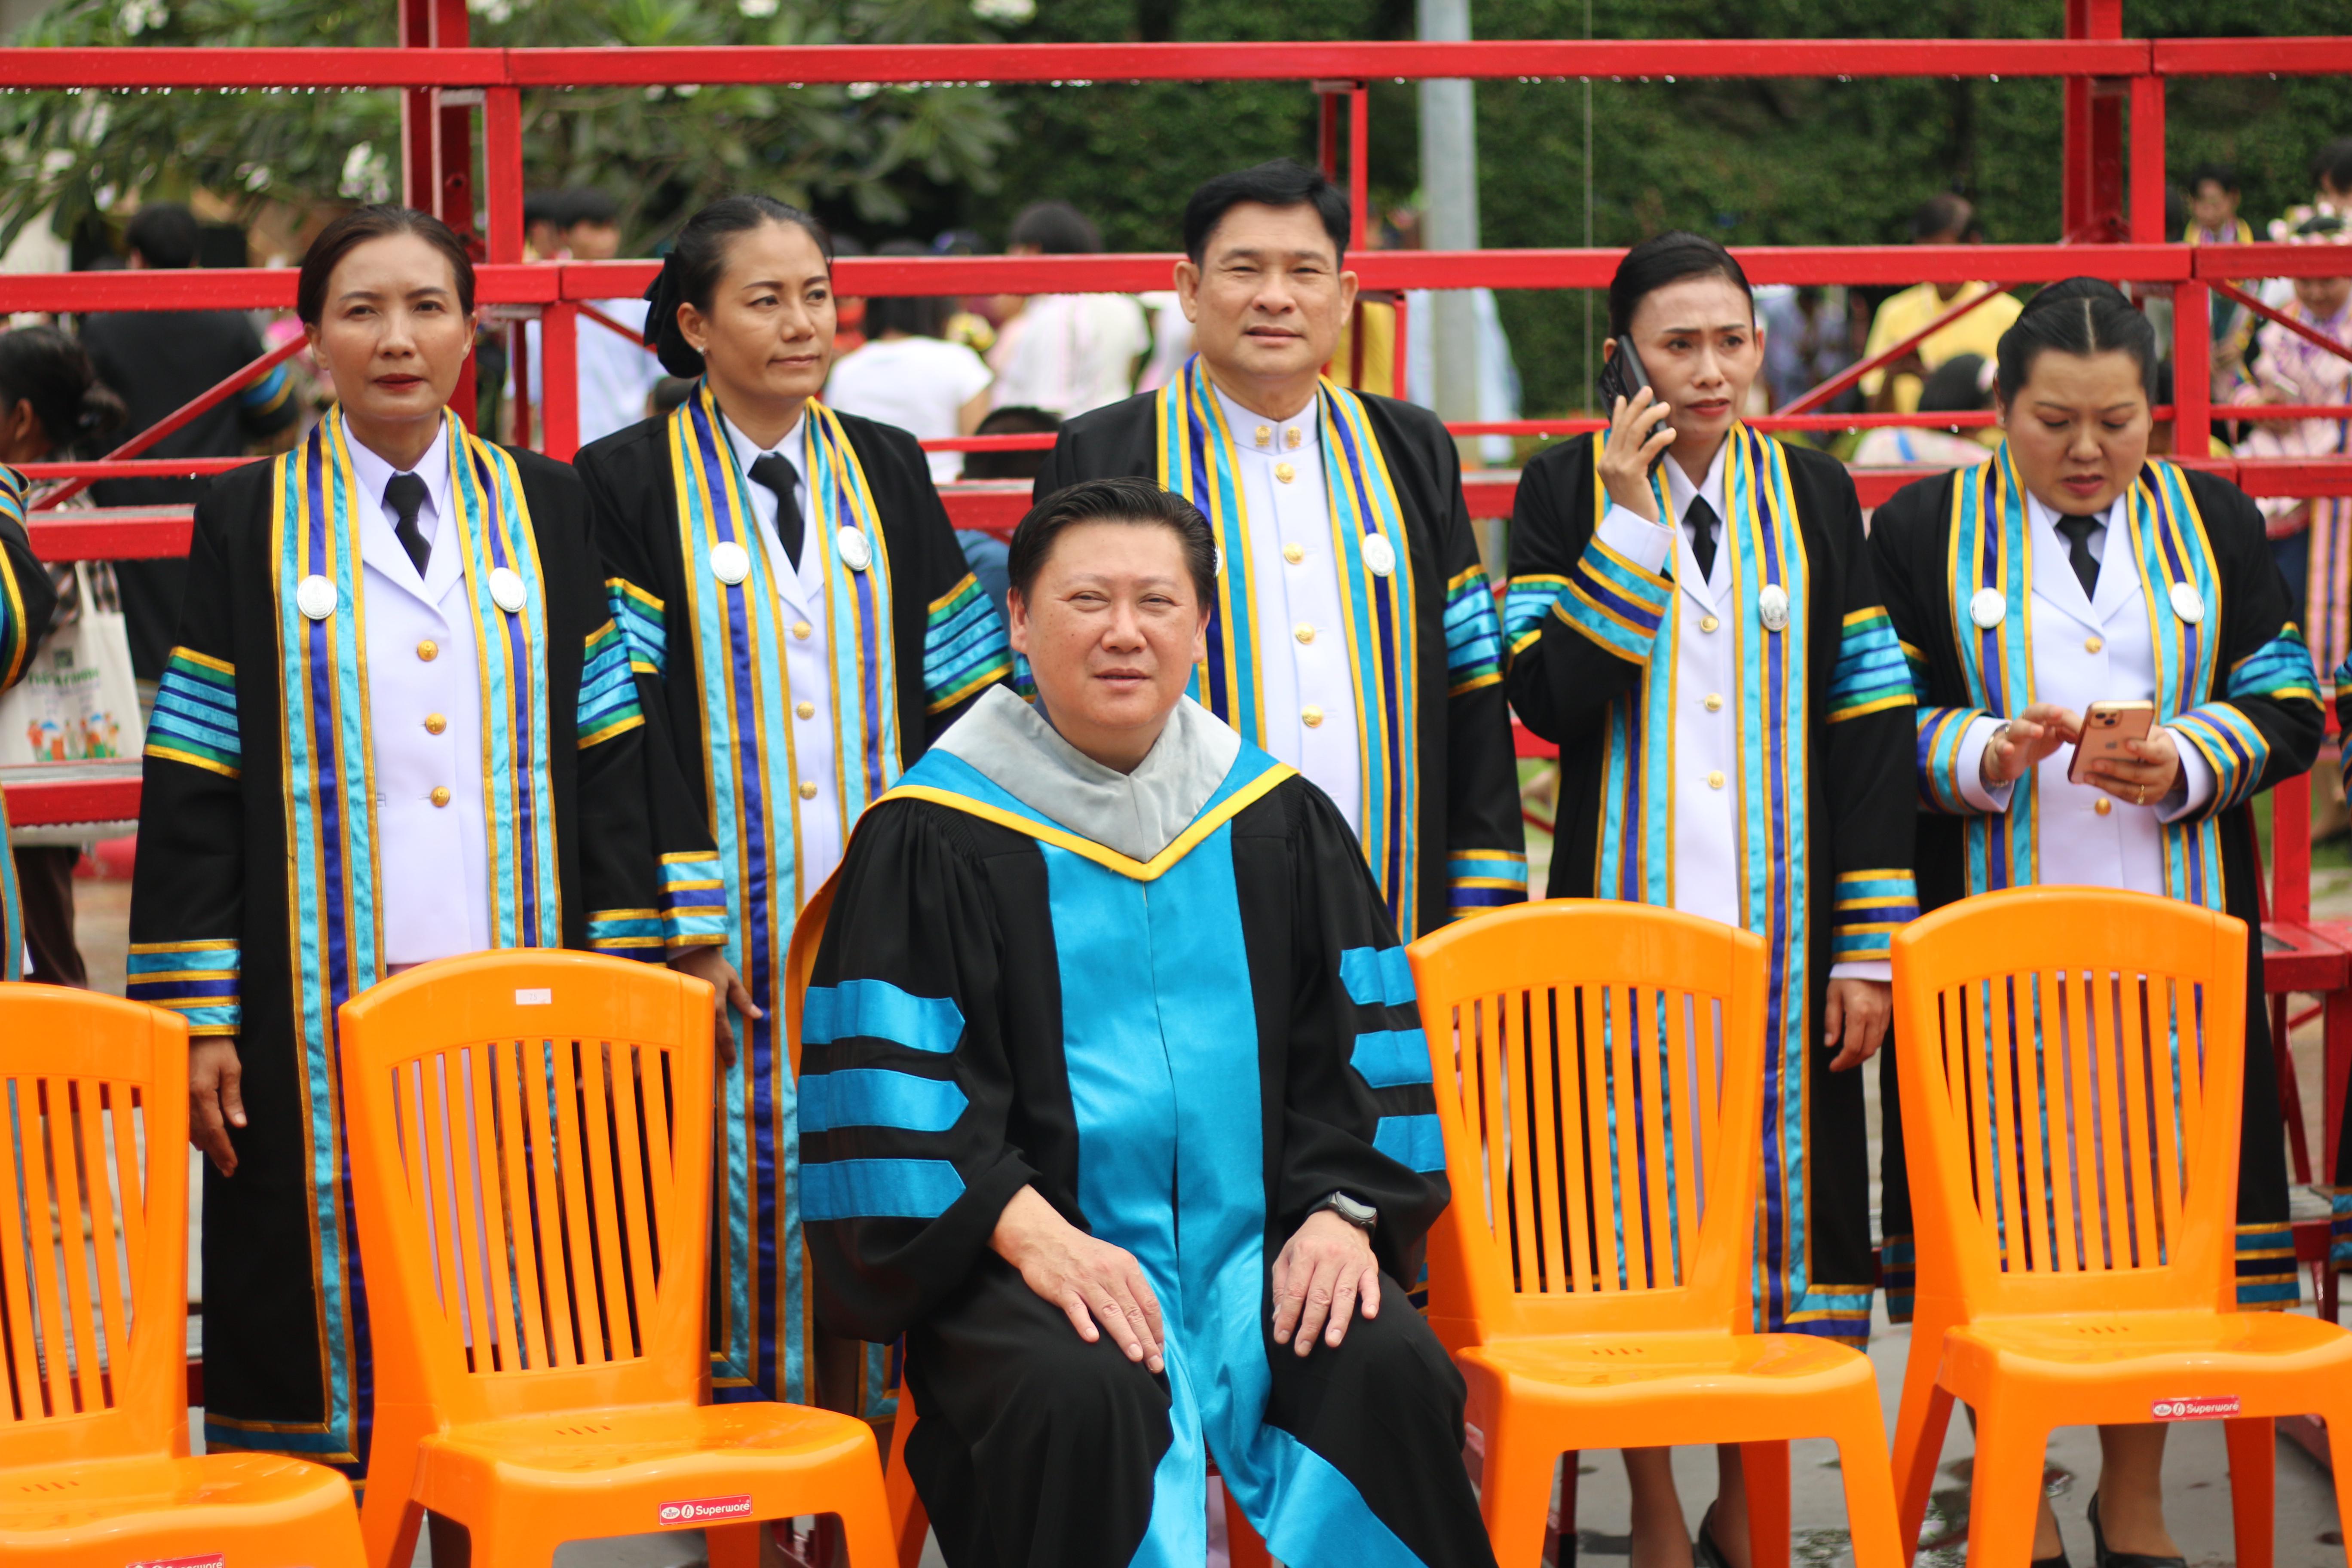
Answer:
[1595, 340, 1672, 444]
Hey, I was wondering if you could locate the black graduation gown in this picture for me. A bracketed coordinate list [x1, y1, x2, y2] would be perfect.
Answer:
[1871, 460, 2318, 1313]
[799, 743, 1493, 1568]
[0, 467, 60, 980]
[576, 399, 1010, 1409]
[1034, 386, 1527, 941]
[1504, 431, 1917, 1342]
[128, 434, 661, 1471]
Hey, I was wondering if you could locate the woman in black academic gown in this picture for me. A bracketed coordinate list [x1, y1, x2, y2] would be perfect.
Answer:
[128, 207, 662, 1512]
[574, 194, 1011, 1418]
[1871, 279, 2320, 1568]
[1502, 231, 1918, 1568]
[0, 460, 58, 980]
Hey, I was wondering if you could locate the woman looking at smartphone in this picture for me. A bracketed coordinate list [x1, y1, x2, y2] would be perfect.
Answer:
[1871, 278, 2321, 1567]
[1503, 232, 1918, 1568]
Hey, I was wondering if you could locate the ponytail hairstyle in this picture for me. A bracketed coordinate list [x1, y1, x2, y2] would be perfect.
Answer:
[0, 325, 126, 456]
[1993, 277, 2158, 404]
[1606, 230, 1754, 343]
[643, 195, 834, 378]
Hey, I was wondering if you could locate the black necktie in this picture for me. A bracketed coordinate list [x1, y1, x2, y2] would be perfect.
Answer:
[385, 472, 430, 576]
[1684, 495, 1719, 583]
[2055, 514, 2102, 597]
[750, 451, 805, 569]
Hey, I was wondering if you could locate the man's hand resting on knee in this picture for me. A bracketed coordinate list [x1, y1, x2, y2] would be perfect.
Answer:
[1271, 1210, 1379, 1357]
[991, 1185, 1165, 1373]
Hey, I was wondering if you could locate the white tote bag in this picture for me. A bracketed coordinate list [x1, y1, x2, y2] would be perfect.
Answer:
[1, 561, 145, 845]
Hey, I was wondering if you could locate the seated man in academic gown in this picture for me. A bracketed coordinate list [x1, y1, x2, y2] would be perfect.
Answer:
[795, 476, 1497, 1568]
[1032, 158, 1526, 942]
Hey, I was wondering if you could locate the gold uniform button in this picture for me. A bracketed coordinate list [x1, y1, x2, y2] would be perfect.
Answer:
[1703, 693, 1723, 713]
[429, 786, 452, 808]
[1254, 424, 1272, 447]
[1294, 623, 1316, 645]
[416, 639, 438, 662]
[423, 713, 447, 736]
[2094, 796, 2113, 816]
[1274, 462, 1297, 484]
[796, 701, 816, 720]
[792, 621, 813, 641]
[1706, 770, 1726, 790]
[798, 781, 819, 801]
[1700, 615, 1720, 634]
[2086, 636, 2104, 654]
[1302, 704, 1325, 729]
[1283, 543, 1305, 565]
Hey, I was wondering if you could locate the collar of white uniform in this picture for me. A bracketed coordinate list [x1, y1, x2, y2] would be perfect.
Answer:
[340, 411, 453, 539]
[718, 404, 808, 475]
[2023, 485, 2121, 540]
[933, 685, 1244, 862]
[1210, 378, 1320, 458]
[1661, 436, 1729, 530]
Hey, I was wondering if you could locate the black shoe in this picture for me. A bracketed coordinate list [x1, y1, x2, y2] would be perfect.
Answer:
[1693, 1504, 1732, 1568]
[2087, 1491, 2187, 1568]
[2032, 1547, 2071, 1568]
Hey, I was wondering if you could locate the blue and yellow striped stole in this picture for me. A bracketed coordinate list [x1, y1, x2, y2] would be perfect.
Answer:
[0, 465, 29, 981]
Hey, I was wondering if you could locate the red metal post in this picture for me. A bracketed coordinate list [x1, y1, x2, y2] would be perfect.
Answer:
[1349, 83, 1370, 254]
[1391, 289, 1409, 401]
[542, 300, 580, 459]
[2174, 281, 2211, 458]
[399, 0, 434, 210]
[483, 86, 524, 265]
[2129, 73, 2165, 245]
[1317, 88, 1339, 180]
[2063, 0, 2127, 243]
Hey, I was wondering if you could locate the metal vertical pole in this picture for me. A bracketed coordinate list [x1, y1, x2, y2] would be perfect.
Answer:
[1349, 84, 1370, 254]
[2063, 0, 2127, 242]
[399, 0, 433, 210]
[2129, 74, 2166, 245]
[2174, 281, 2212, 459]
[483, 86, 524, 265]
[1418, 0, 1480, 456]
[543, 300, 580, 460]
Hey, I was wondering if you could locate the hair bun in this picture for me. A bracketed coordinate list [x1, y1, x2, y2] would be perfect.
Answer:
[642, 253, 706, 379]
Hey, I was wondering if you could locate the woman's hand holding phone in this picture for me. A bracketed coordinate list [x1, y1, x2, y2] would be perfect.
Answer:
[1598, 385, 1676, 524]
[1980, 701, 2079, 790]
[2079, 724, 2181, 807]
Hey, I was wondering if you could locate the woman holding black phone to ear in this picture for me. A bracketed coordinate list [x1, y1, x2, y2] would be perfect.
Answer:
[1503, 232, 1918, 1568]
[1870, 278, 2320, 1568]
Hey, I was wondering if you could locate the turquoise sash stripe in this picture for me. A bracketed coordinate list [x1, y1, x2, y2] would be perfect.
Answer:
[1350, 1028, 1433, 1090]
[585, 913, 665, 958]
[1556, 533, 1673, 662]
[802, 977, 966, 1054]
[799, 1068, 968, 1135]
[606, 577, 667, 677]
[126, 940, 242, 1033]
[2232, 626, 2318, 702]
[1503, 573, 1569, 654]
[1914, 705, 1983, 814]
[921, 572, 1012, 714]
[148, 648, 242, 776]
[1442, 564, 1504, 694]
[801, 1158, 966, 1221]
[576, 619, 645, 747]
[807, 401, 904, 823]
[1338, 944, 1416, 1008]
[1827, 607, 1911, 723]
[658, 851, 729, 948]
[0, 466, 19, 981]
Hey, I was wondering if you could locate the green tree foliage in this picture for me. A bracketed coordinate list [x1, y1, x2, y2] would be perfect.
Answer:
[0, 0, 1013, 253]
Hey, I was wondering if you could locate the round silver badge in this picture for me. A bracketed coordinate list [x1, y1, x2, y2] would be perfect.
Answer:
[1214, 547, 1226, 577]
[487, 566, 528, 615]
[709, 541, 752, 586]
[2168, 581, 2207, 625]
[836, 527, 873, 573]
[1361, 534, 1397, 579]
[1968, 587, 2007, 630]
[295, 574, 338, 622]
[1757, 583, 1791, 633]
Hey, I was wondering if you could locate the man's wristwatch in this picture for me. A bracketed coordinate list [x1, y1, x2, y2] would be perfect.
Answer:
[1314, 1191, 1378, 1235]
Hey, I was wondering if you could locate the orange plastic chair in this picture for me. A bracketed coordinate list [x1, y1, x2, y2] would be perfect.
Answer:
[1407, 900, 1906, 1568]
[337, 951, 892, 1568]
[0, 982, 364, 1566]
[781, 886, 1276, 1568]
[1888, 887, 2352, 1568]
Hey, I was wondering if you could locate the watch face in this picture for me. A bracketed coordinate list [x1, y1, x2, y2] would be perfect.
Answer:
[1326, 1193, 1377, 1229]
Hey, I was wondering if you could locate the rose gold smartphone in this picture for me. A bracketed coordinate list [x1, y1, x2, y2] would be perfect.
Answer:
[2067, 699, 2156, 786]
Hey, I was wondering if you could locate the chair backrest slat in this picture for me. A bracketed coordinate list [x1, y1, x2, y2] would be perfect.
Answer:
[1890, 890, 2245, 1320]
[0, 986, 187, 1467]
[1411, 904, 1770, 1346]
[339, 954, 712, 1424]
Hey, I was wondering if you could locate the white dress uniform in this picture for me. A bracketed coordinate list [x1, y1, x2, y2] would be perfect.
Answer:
[1592, 444, 1884, 980]
[1947, 490, 2218, 892]
[1212, 384, 1365, 839]
[719, 410, 847, 899]
[342, 417, 492, 967]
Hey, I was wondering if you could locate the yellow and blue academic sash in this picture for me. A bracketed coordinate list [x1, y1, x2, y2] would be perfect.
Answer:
[665, 384, 905, 1408]
[0, 466, 28, 981]
[1579, 425, 1877, 1340]
[1155, 358, 1425, 934]
[211, 411, 562, 1469]
[1928, 447, 2275, 911]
